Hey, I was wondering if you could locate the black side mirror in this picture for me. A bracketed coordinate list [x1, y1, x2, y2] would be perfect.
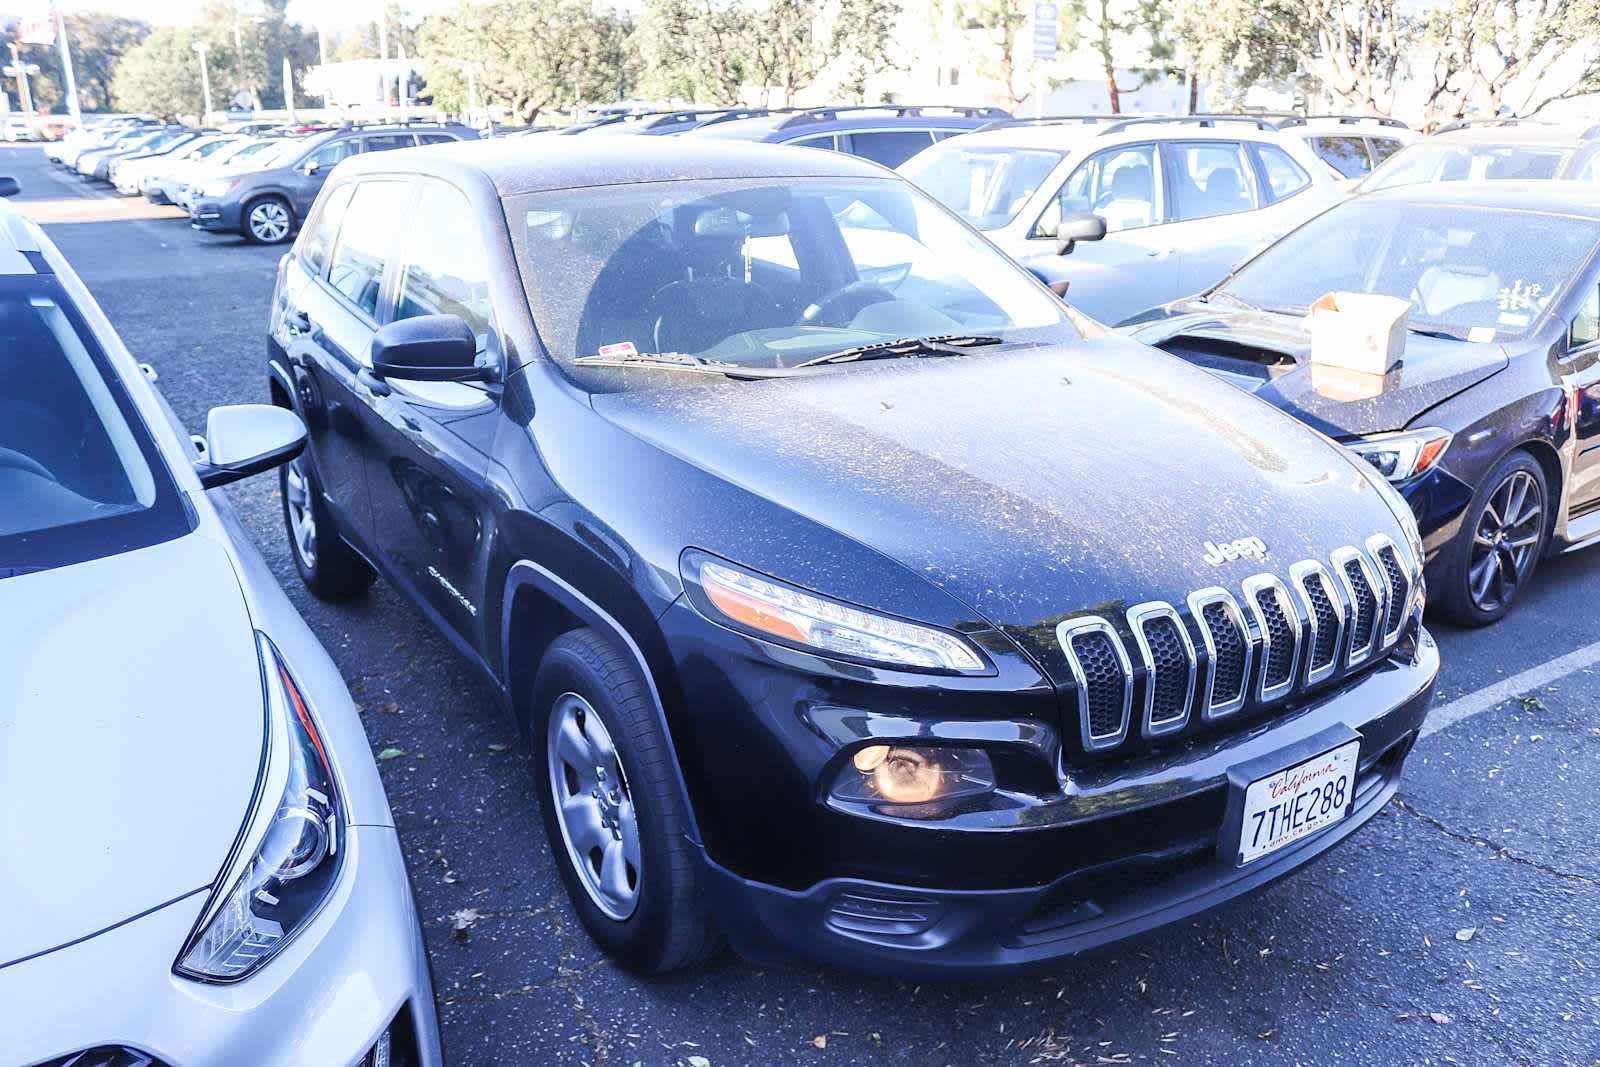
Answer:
[1055, 212, 1107, 256]
[0, 176, 19, 198]
[370, 314, 487, 383]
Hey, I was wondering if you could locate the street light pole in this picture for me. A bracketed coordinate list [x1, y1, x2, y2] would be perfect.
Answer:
[192, 41, 214, 121]
[49, 0, 80, 128]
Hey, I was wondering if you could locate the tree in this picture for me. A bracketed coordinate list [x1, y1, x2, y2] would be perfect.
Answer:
[1077, 0, 1185, 113]
[418, 0, 633, 120]
[60, 14, 152, 112]
[1418, 0, 1600, 124]
[826, 0, 901, 102]
[950, 0, 1080, 110]
[636, 0, 752, 105]
[111, 27, 206, 119]
[1173, 0, 1411, 113]
[744, 0, 823, 107]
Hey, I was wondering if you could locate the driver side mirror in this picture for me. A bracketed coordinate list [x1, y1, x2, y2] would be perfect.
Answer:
[0, 176, 19, 198]
[370, 314, 490, 383]
[299, 158, 320, 176]
[1054, 212, 1107, 256]
[195, 404, 306, 489]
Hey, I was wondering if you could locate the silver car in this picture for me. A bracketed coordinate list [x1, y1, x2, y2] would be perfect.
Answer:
[0, 199, 441, 1065]
[900, 115, 1342, 324]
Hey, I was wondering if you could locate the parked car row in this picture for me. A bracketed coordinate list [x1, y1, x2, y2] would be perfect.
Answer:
[8, 102, 1597, 1061]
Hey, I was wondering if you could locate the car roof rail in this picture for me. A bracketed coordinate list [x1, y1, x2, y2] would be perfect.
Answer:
[1278, 113, 1411, 130]
[771, 104, 1010, 130]
[972, 113, 1128, 133]
[1432, 116, 1551, 134]
[692, 107, 796, 129]
[1096, 114, 1281, 136]
[626, 107, 779, 131]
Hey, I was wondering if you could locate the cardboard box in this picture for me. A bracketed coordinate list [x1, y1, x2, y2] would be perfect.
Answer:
[1306, 291, 1410, 376]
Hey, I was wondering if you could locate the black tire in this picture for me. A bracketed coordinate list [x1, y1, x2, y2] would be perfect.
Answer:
[243, 194, 294, 244]
[1433, 450, 1548, 626]
[279, 448, 375, 599]
[531, 629, 721, 973]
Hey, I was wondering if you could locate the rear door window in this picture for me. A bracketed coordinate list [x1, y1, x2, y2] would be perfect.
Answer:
[327, 181, 413, 318]
[1166, 141, 1258, 221]
[359, 134, 418, 154]
[1311, 135, 1372, 177]
[300, 183, 355, 278]
[846, 130, 937, 168]
[1251, 143, 1312, 202]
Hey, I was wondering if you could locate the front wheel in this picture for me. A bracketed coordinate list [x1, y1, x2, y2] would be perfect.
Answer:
[1434, 450, 1548, 626]
[244, 195, 294, 244]
[531, 629, 720, 973]
[279, 450, 375, 599]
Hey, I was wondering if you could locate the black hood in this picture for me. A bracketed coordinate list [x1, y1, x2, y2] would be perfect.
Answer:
[1126, 303, 1508, 437]
[591, 336, 1409, 673]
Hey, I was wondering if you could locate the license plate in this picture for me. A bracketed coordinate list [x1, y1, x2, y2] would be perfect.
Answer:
[1236, 741, 1359, 865]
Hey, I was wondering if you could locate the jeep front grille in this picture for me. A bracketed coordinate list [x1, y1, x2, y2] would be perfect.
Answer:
[1057, 540, 1415, 755]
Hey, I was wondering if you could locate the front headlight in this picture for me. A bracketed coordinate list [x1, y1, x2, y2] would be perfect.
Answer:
[174, 633, 345, 982]
[684, 552, 987, 673]
[1347, 427, 1452, 484]
[198, 178, 238, 198]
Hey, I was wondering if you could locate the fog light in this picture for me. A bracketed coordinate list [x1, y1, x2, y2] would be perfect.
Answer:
[833, 745, 994, 805]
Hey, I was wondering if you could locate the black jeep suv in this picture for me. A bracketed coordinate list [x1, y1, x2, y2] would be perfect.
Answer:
[266, 136, 1437, 975]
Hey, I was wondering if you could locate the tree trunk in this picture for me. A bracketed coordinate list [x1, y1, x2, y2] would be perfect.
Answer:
[1187, 71, 1198, 114]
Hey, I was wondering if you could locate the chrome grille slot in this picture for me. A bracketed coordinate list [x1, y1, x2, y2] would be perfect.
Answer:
[1056, 617, 1133, 751]
[1243, 575, 1301, 703]
[1369, 534, 1410, 646]
[1290, 560, 1344, 686]
[1334, 547, 1383, 666]
[1187, 588, 1250, 719]
[1127, 602, 1196, 737]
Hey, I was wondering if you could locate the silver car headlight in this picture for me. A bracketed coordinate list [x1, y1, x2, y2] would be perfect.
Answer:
[174, 633, 345, 982]
[684, 552, 987, 673]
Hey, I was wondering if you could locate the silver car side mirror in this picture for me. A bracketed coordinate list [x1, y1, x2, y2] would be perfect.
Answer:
[195, 404, 306, 489]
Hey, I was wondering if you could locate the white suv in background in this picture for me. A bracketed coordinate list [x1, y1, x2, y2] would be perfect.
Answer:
[1273, 114, 1418, 180]
[900, 115, 1342, 324]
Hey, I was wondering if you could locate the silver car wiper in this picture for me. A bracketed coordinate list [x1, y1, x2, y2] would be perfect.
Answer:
[795, 334, 1003, 369]
[569, 350, 788, 379]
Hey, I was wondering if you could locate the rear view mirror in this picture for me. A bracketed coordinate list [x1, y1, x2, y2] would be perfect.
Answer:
[195, 404, 306, 488]
[0, 176, 19, 198]
[370, 314, 488, 383]
[1055, 213, 1107, 256]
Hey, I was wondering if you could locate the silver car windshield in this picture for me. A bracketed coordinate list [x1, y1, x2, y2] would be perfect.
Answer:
[1220, 200, 1598, 340]
[900, 144, 1065, 230]
[1361, 142, 1573, 192]
[511, 175, 1072, 379]
[0, 280, 188, 572]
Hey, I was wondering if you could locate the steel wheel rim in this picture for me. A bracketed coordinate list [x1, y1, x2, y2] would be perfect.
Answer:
[1468, 469, 1542, 612]
[250, 202, 289, 241]
[283, 457, 318, 570]
[546, 692, 641, 920]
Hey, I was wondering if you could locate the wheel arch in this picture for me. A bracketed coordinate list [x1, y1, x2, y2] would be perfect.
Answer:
[499, 559, 702, 844]
[1512, 437, 1563, 543]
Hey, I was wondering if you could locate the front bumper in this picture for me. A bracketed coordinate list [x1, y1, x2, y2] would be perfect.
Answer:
[698, 625, 1438, 976]
[189, 197, 240, 232]
[0, 825, 442, 1067]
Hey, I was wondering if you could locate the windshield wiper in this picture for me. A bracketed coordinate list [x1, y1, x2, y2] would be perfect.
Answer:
[1406, 324, 1468, 342]
[796, 334, 1003, 369]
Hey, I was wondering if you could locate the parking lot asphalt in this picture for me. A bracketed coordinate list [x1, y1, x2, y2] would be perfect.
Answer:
[9, 144, 1600, 1067]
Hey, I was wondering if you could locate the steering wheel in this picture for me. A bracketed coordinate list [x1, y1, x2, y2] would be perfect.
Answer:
[801, 281, 896, 328]
[0, 445, 57, 482]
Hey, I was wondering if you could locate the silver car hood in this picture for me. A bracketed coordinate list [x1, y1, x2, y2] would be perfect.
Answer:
[0, 533, 263, 967]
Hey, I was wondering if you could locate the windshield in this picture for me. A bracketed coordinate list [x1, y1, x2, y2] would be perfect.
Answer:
[0, 279, 189, 575]
[1361, 141, 1573, 192]
[1219, 200, 1599, 339]
[900, 143, 1065, 230]
[511, 176, 1072, 381]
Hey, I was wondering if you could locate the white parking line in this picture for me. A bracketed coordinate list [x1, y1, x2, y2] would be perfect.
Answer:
[1420, 636, 1600, 740]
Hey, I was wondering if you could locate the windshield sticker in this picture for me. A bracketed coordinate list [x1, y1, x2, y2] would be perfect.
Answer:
[1498, 312, 1531, 328]
[1498, 280, 1544, 314]
[1467, 326, 1497, 343]
[597, 341, 638, 359]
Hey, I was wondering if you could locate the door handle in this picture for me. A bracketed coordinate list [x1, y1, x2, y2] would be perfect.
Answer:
[1146, 247, 1174, 259]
